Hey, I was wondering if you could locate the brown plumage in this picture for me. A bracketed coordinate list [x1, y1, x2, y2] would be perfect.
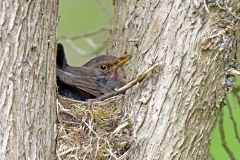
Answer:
[56, 43, 131, 100]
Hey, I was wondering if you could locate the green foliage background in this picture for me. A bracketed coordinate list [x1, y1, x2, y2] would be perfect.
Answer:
[58, 1, 240, 159]
[58, 0, 113, 66]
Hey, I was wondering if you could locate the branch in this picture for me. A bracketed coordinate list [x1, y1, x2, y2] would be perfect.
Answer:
[59, 26, 110, 56]
[59, 26, 111, 40]
[65, 38, 108, 56]
[226, 98, 240, 143]
[219, 109, 236, 160]
[95, 0, 113, 23]
[208, 152, 215, 160]
[228, 69, 240, 77]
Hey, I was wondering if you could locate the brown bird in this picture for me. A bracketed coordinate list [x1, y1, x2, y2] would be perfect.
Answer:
[56, 43, 131, 100]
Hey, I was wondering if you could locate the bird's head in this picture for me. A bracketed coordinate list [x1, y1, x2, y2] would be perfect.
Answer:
[83, 55, 131, 83]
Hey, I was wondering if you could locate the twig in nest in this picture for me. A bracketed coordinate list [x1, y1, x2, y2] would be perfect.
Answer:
[81, 119, 118, 159]
[59, 147, 80, 157]
[58, 108, 81, 122]
[111, 121, 129, 137]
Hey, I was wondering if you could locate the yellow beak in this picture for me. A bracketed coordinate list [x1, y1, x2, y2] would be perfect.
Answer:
[114, 55, 132, 68]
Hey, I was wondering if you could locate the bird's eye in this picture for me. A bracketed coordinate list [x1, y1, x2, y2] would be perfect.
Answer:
[100, 65, 107, 70]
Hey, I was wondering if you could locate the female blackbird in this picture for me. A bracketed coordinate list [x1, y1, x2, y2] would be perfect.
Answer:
[56, 43, 131, 100]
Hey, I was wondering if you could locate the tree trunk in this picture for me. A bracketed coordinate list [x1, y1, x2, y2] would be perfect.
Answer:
[0, 0, 58, 159]
[108, 0, 240, 159]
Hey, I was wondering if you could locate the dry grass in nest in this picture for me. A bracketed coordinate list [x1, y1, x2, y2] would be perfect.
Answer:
[56, 95, 133, 160]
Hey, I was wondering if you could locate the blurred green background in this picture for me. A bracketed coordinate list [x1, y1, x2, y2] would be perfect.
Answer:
[58, 1, 240, 159]
[58, 0, 113, 66]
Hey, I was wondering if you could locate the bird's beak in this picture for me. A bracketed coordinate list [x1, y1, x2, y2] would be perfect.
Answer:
[114, 55, 132, 68]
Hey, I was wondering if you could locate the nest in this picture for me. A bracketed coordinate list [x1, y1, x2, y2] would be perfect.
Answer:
[56, 95, 133, 160]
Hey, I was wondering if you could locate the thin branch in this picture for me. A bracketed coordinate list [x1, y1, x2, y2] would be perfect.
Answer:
[57, 99, 63, 124]
[228, 69, 240, 77]
[59, 26, 110, 56]
[219, 110, 236, 160]
[208, 152, 215, 160]
[85, 38, 98, 50]
[57, 94, 124, 106]
[95, 0, 113, 23]
[81, 119, 118, 158]
[226, 98, 240, 143]
[65, 38, 108, 56]
[116, 63, 159, 92]
[65, 39, 87, 55]
[59, 26, 111, 40]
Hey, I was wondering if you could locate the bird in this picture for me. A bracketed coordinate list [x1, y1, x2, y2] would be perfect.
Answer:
[56, 43, 131, 101]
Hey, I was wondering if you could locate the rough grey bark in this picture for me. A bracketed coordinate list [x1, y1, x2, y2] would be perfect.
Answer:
[108, 0, 240, 159]
[0, 0, 58, 159]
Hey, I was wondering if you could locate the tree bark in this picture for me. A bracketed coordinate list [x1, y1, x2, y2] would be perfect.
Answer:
[108, 0, 240, 159]
[0, 0, 58, 159]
